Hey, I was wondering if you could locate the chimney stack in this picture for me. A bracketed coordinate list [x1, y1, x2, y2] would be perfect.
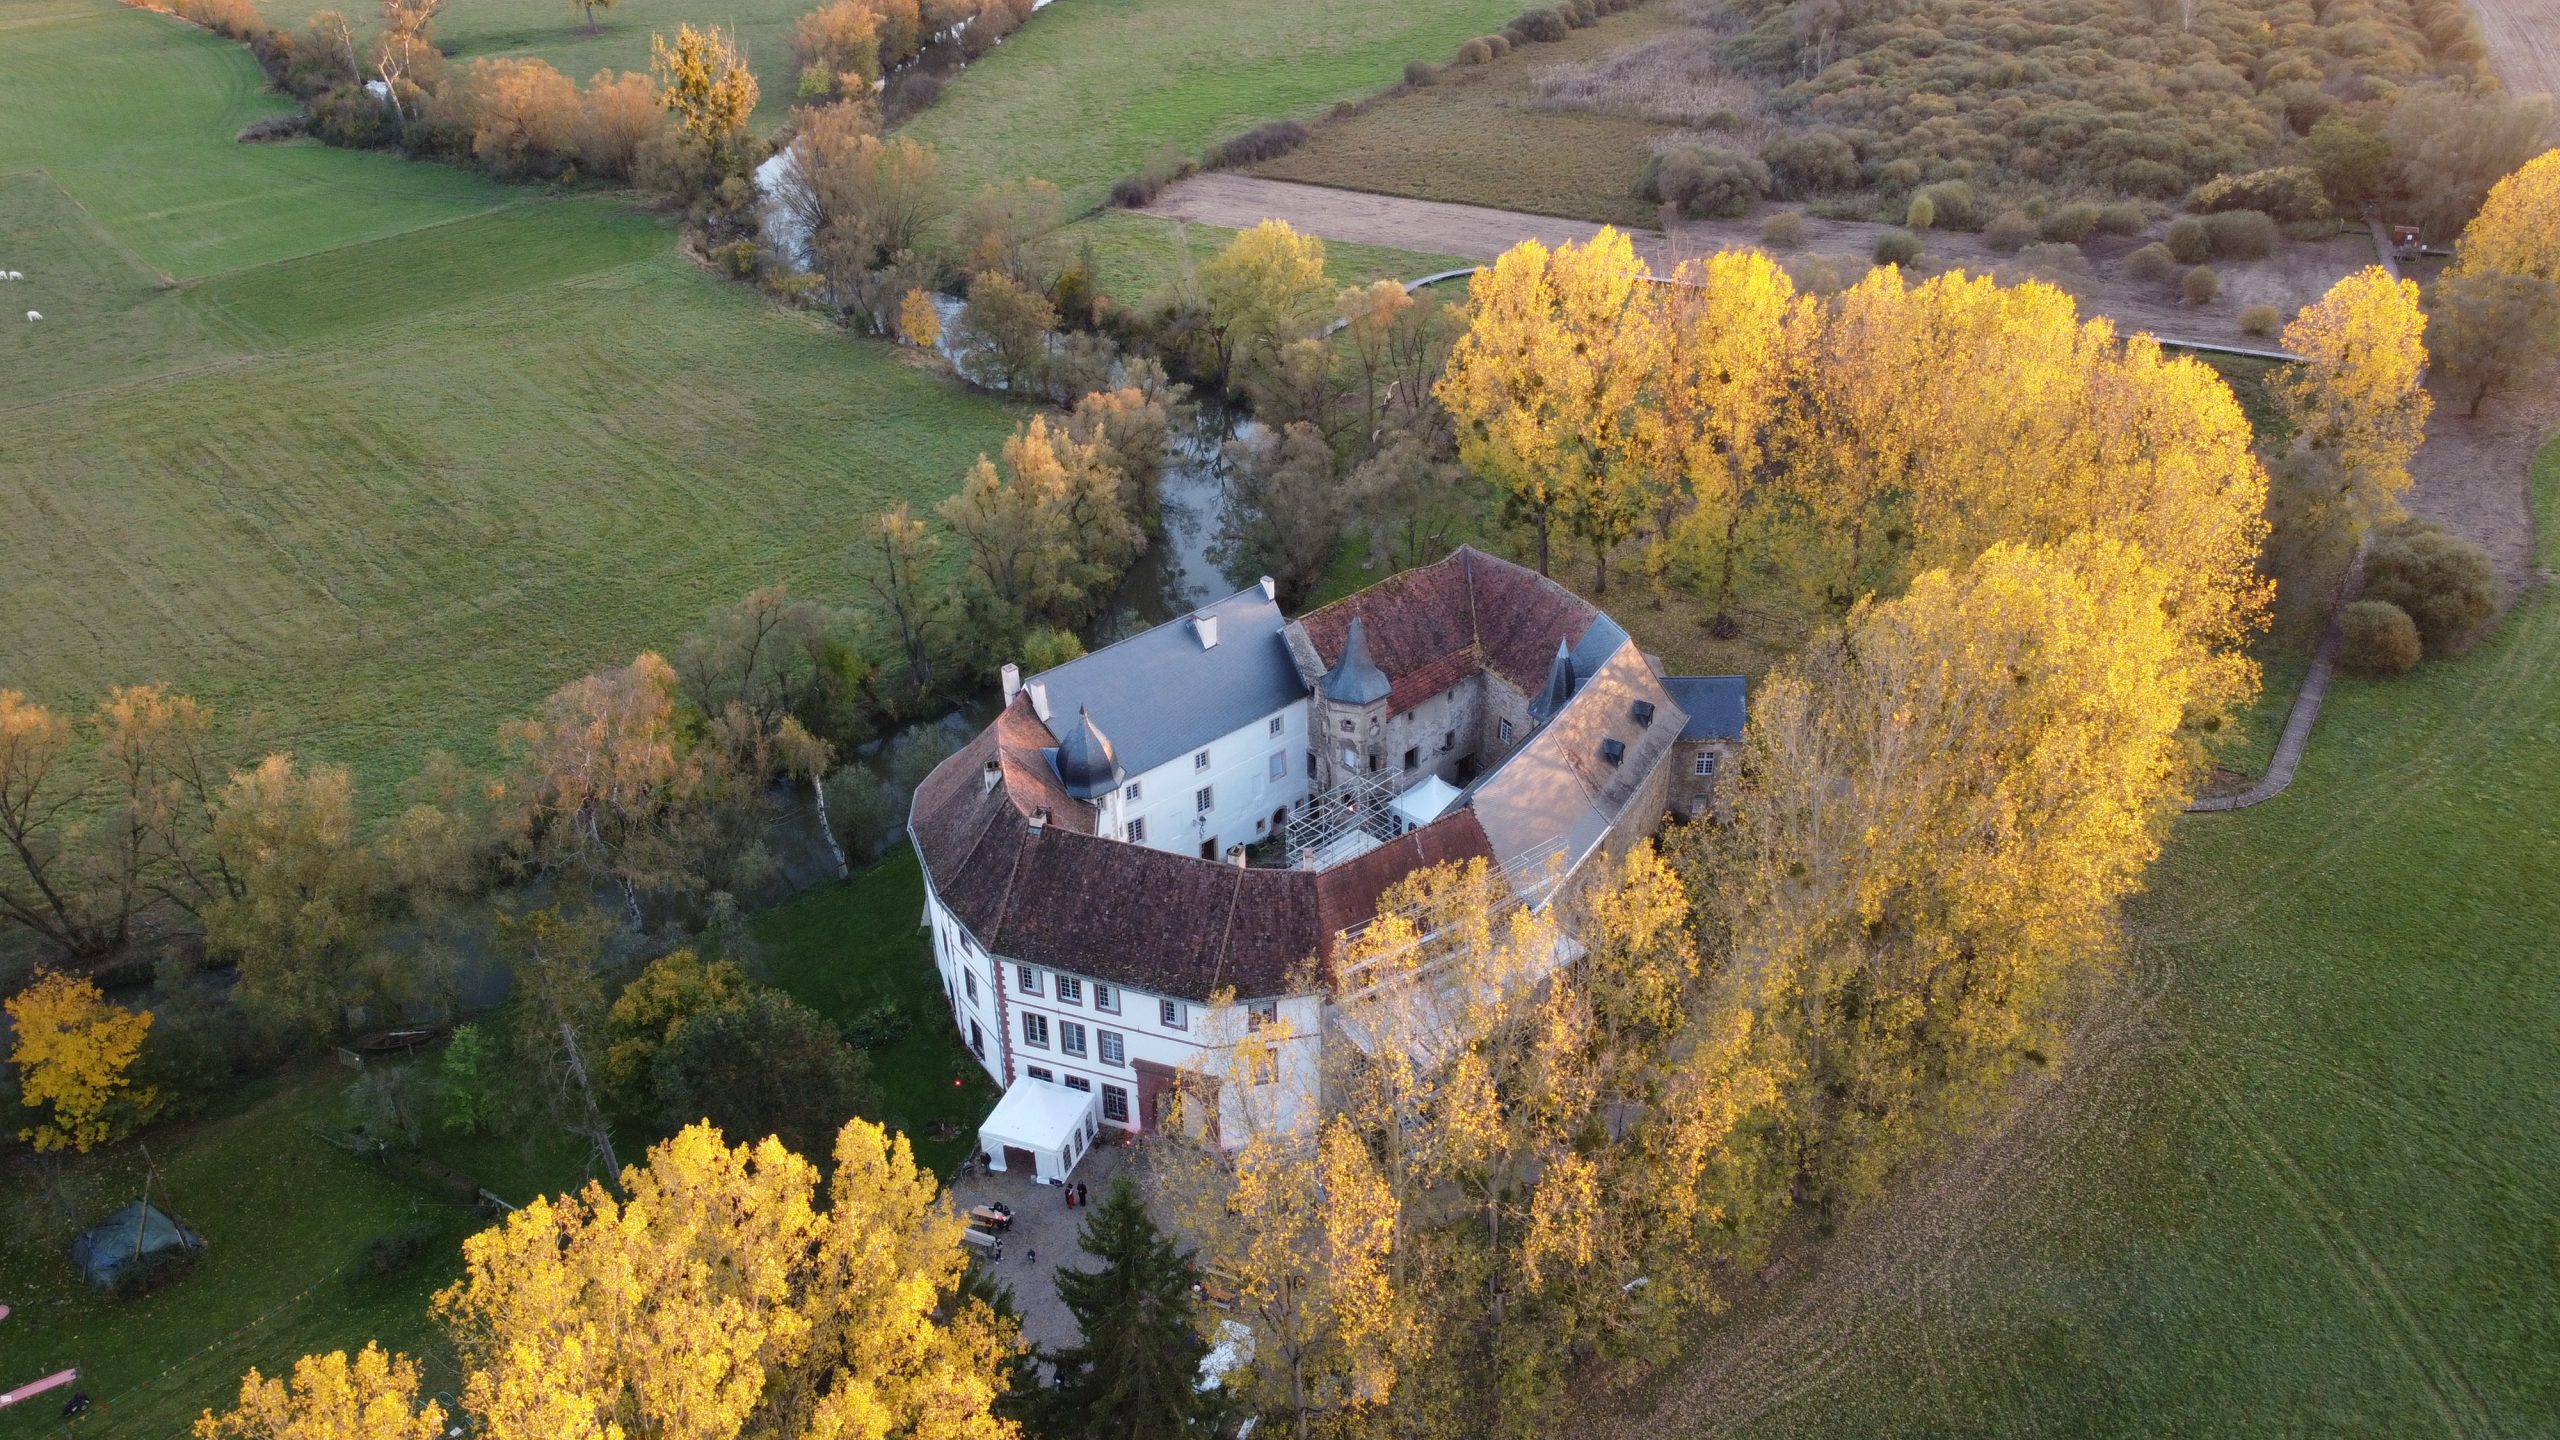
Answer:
[1195, 612, 1220, 649]
[1028, 807, 1050, 835]
[981, 759, 1003, 795]
[1000, 662, 1022, 707]
[1259, 575, 1277, 601]
[1027, 681, 1051, 722]
[1227, 844, 1248, 868]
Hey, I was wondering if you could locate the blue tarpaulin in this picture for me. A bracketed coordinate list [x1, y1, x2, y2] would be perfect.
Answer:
[67, 1202, 201, 1290]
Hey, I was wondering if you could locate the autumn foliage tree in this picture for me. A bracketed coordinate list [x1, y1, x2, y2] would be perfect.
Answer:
[2450, 149, 2560, 283]
[434, 1119, 1019, 1440]
[195, 1343, 446, 1440]
[8, 968, 158, 1152]
[2278, 267, 2434, 533]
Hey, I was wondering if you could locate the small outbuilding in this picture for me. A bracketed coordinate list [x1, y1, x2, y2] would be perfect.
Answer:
[976, 1077, 1101, 1184]
[68, 1202, 203, 1291]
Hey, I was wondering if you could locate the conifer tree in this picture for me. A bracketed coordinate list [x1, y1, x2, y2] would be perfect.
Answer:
[1042, 1176, 1222, 1440]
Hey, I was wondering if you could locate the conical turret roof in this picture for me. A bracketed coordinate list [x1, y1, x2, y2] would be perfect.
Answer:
[1051, 706, 1124, 800]
[1321, 616, 1393, 705]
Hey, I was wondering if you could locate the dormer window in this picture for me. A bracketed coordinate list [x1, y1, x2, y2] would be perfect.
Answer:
[1632, 700, 1655, 727]
[1600, 738, 1626, 767]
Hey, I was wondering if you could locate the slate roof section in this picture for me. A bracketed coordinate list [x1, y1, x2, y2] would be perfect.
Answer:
[1659, 676, 1748, 741]
[1027, 586, 1307, 779]
[1320, 617, 1393, 704]
[1468, 640, 1684, 873]
[1051, 707, 1124, 799]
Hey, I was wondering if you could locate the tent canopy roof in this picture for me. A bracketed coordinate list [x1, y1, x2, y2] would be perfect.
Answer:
[979, 1077, 1099, 1158]
[1389, 775, 1461, 831]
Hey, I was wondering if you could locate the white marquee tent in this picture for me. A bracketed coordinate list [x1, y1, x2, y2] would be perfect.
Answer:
[978, 1077, 1102, 1184]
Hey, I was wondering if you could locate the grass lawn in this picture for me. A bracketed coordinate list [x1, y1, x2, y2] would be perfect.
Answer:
[0, 0, 504, 279]
[2, 0, 1025, 800]
[900, 0, 1533, 213]
[0, 1068, 495, 1440]
[1251, 3, 1690, 228]
[1665, 438, 2560, 1435]
[758, 842, 1000, 1181]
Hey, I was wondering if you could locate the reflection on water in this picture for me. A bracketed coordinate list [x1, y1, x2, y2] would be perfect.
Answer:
[1099, 405, 1262, 638]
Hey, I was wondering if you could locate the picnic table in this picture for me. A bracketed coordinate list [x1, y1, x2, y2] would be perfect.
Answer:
[968, 1204, 1012, 1231]
[961, 1227, 1002, 1252]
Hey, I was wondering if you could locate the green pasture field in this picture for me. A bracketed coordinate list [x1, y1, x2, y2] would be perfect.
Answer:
[1673, 439, 2560, 1436]
[1250, 2, 1688, 228]
[900, 0, 1532, 212]
[1, 0, 1022, 800]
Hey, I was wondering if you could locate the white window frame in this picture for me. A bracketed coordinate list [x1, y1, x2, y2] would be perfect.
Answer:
[1064, 1074, 1092, 1093]
[1694, 753, 1717, 776]
[1099, 1029, 1125, 1065]
[1194, 749, 1212, 770]
[1103, 1084, 1130, 1123]
[1061, 1021, 1087, 1057]
[1160, 998, 1187, 1030]
[1016, 964, 1041, 995]
[1268, 714, 1285, 736]
[1022, 1012, 1049, 1048]
[1125, 817, 1147, 843]
[1196, 785, 1214, 813]
[1268, 752, 1287, 780]
[1124, 781, 1142, 801]
[1056, 976, 1083, 1005]
[1027, 1064, 1053, 1083]
[1094, 984, 1119, 1014]
[963, 970, 977, 1001]
[1499, 719, 1514, 743]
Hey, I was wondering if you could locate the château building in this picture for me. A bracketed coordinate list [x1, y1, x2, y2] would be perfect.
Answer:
[908, 548, 1744, 1180]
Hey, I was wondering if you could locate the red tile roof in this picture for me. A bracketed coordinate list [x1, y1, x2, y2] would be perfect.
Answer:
[1297, 548, 1604, 712]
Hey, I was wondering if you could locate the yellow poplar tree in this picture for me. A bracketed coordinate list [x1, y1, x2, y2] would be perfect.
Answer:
[2449, 149, 2560, 283]
[8, 968, 155, 1153]
[1650, 249, 1806, 615]
[2278, 267, 2434, 532]
[1437, 228, 1656, 579]
[1197, 220, 1334, 383]
[195, 1344, 446, 1440]
[651, 24, 759, 150]
[897, 287, 943, 349]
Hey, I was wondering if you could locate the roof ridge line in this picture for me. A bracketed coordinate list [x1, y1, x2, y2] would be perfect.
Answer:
[1021, 582, 1276, 683]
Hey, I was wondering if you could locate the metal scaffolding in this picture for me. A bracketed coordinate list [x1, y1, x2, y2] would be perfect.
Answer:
[1284, 768, 1404, 870]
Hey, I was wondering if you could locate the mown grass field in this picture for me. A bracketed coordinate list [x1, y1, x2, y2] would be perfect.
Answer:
[900, 0, 1532, 212]
[1066, 209, 1477, 309]
[1, 0, 1022, 799]
[1636, 439, 2560, 1436]
[1251, 2, 1689, 228]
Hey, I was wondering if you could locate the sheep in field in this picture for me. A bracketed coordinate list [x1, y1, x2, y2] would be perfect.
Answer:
[25, 311, 40, 322]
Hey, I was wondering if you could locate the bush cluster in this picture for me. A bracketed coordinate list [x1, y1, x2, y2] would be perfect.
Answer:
[1455, 33, 1514, 64]
[1761, 210, 1807, 246]
[1507, 7, 1570, 44]
[1110, 144, 1197, 208]
[2200, 209, 2278, 258]
[1874, 230, 1924, 266]
[2181, 265, 2220, 304]
[2239, 302, 2281, 335]
[1761, 130, 1859, 198]
[2364, 518, 2504, 651]
[1639, 145, 1769, 219]
[2191, 166, 2331, 222]
[1211, 121, 1310, 169]
[1983, 210, 2038, 252]
[1718, 0, 2483, 202]
[2038, 202, 2102, 243]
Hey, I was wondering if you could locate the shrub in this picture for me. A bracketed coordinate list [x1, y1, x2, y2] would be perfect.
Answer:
[1212, 121, 1309, 168]
[2191, 166, 2329, 222]
[1507, 7, 1569, 43]
[2124, 242, 2179, 283]
[1639, 145, 1769, 220]
[2182, 265, 2220, 304]
[1905, 194, 1935, 229]
[1761, 210, 1807, 247]
[360, 1224, 438, 1279]
[2015, 241, 2087, 280]
[1405, 59, 1442, 86]
[2364, 519, 2505, 650]
[2094, 202, 2147, 236]
[1984, 210, 2038, 252]
[1874, 230, 1924, 266]
[236, 114, 305, 143]
[1909, 180, 1978, 230]
[1455, 33, 1510, 63]
[2165, 216, 2210, 264]
[2041, 202, 2105, 244]
[1110, 141, 1194, 207]
[1787, 255, 1846, 294]
[1559, 0, 1598, 28]
[2339, 600, 2422, 676]
[1762, 130, 1860, 198]
[2238, 302, 2281, 336]
[2199, 209, 2278, 259]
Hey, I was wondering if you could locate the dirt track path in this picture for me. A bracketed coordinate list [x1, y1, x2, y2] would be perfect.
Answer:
[2470, 0, 2560, 101]
[1144, 173, 2372, 352]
